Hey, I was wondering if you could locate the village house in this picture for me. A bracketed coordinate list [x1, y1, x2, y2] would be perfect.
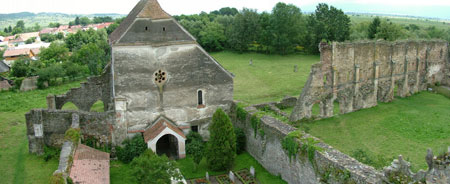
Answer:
[2, 48, 39, 66]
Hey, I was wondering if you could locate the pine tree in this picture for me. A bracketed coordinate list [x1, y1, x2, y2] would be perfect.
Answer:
[205, 108, 236, 171]
[368, 17, 381, 39]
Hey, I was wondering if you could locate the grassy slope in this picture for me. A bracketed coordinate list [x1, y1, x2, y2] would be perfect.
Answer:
[0, 80, 82, 184]
[210, 51, 319, 105]
[301, 92, 450, 171]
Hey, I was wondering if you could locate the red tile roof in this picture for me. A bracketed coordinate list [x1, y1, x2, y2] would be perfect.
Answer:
[70, 144, 110, 184]
[3, 48, 30, 57]
[143, 118, 186, 142]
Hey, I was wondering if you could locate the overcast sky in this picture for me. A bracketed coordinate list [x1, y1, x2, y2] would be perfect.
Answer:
[1, 0, 450, 19]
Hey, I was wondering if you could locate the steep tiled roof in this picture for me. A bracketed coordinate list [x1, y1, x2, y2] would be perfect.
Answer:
[143, 118, 186, 142]
[109, 0, 171, 44]
[70, 144, 109, 184]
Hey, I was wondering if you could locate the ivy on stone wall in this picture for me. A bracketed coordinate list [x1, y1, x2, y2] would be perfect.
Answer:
[236, 105, 248, 122]
[282, 132, 301, 161]
[250, 114, 261, 138]
[64, 128, 80, 144]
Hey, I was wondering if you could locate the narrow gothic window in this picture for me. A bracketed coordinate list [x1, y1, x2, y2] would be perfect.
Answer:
[198, 90, 203, 105]
[163, 27, 166, 31]
[145, 26, 148, 31]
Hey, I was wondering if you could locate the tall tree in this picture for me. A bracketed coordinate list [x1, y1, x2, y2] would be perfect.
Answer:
[307, 3, 350, 53]
[198, 21, 226, 52]
[368, 17, 381, 39]
[15, 20, 25, 30]
[229, 8, 261, 52]
[205, 108, 236, 171]
[39, 42, 70, 66]
[269, 2, 306, 55]
[74, 17, 80, 25]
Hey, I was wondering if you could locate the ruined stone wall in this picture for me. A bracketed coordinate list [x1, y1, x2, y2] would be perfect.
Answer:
[54, 64, 112, 112]
[26, 109, 114, 154]
[230, 102, 384, 184]
[291, 40, 449, 121]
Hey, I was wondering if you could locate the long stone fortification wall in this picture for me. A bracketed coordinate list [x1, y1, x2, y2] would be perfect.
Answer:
[230, 102, 384, 184]
[231, 100, 450, 184]
[290, 40, 449, 121]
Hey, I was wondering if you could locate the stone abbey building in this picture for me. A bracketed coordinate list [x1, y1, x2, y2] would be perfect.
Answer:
[26, 0, 233, 159]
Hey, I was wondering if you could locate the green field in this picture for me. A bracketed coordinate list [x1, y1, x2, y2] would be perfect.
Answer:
[0, 80, 83, 184]
[210, 51, 318, 104]
[297, 92, 450, 171]
[349, 14, 450, 30]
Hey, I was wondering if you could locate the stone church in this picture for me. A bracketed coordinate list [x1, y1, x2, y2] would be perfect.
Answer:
[26, 0, 233, 159]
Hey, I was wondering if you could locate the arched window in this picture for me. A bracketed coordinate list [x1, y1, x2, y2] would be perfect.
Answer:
[198, 90, 203, 105]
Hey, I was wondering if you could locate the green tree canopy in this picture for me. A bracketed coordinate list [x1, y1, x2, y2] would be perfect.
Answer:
[368, 17, 381, 39]
[205, 108, 236, 171]
[38, 42, 69, 66]
[229, 8, 260, 53]
[131, 150, 182, 184]
[70, 43, 107, 76]
[199, 21, 226, 52]
[269, 3, 306, 55]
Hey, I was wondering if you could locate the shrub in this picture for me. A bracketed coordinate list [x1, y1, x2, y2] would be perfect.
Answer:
[49, 173, 64, 184]
[10, 58, 29, 78]
[234, 127, 246, 154]
[205, 108, 236, 171]
[236, 105, 247, 121]
[43, 146, 60, 162]
[131, 150, 182, 184]
[116, 134, 147, 163]
[186, 131, 203, 144]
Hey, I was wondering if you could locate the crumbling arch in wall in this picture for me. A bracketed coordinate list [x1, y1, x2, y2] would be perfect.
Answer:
[311, 102, 321, 118]
[90, 100, 105, 112]
[61, 102, 79, 110]
[333, 99, 341, 115]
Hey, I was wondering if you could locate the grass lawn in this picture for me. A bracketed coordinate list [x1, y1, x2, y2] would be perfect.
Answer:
[0, 80, 83, 184]
[110, 152, 286, 184]
[298, 92, 450, 171]
[211, 51, 319, 105]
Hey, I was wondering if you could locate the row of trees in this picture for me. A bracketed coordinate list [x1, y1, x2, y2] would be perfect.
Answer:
[175, 3, 449, 54]
[175, 3, 351, 54]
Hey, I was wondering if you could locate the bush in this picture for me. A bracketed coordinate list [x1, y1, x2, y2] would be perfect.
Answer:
[205, 108, 236, 171]
[43, 146, 61, 162]
[234, 127, 246, 154]
[236, 105, 247, 121]
[49, 173, 64, 184]
[186, 131, 203, 144]
[10, 58, 29, 78]
[116, 134, 147, 163]
[131, 150, 182, 184]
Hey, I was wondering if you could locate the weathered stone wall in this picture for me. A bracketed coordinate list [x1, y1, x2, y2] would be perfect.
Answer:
[54, 65, 112, 112]
[26, 109, 113, 154]
[112, 44, 234, 144]
[291, 40, 449, 121]
[230, 102, 384, 184]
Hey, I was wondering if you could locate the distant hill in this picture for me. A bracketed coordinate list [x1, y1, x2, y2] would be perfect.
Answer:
[0, 12, 125, 30]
